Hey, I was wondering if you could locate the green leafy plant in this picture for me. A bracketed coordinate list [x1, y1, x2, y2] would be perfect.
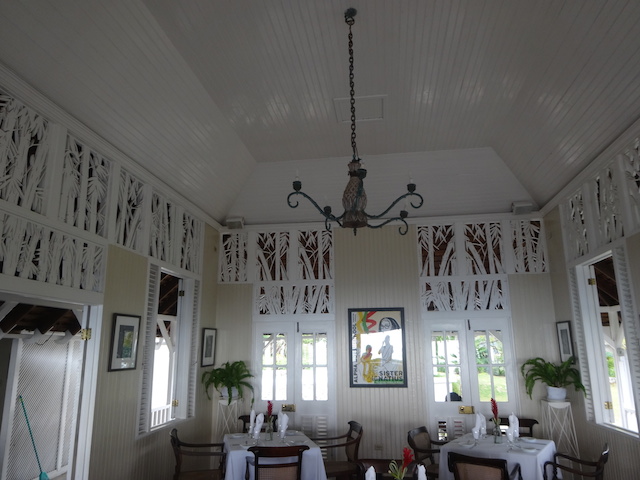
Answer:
[520, 357, 586, 398]
[201, 360, 254, 404]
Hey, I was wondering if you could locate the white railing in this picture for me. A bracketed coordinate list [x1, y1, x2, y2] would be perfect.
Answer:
[151, 404, 172, 428]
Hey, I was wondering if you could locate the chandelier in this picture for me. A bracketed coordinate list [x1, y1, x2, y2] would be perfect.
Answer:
[287, 8, 423, 235]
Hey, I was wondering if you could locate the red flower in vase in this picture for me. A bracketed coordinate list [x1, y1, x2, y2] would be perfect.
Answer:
[490, 397, 499, 425]
[267, 401, 273, 417]
[401, 447, 413, 470]
[389, 447, 414, 479]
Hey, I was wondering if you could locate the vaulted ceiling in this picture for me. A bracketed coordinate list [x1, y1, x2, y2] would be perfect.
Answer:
[1, 0, 640, 228]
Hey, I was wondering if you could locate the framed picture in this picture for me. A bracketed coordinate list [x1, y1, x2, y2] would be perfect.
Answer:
[349, 308, 407, 387]
[556, 321, 574, 362]
[201, 328, 217, 367]
[109, 314, 141, 371]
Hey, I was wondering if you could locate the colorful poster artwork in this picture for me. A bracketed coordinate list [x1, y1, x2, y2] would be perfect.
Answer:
[349, 308, 407, 387]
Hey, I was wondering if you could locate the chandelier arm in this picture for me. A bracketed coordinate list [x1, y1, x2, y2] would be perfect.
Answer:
[287, 190, 341, 223]
[366, 216, 410, 235]
[365, 192, 424, 220]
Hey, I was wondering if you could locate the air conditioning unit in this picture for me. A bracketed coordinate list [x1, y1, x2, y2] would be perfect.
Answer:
[511, 201, 534, 215]
[225, 217, 245, 229]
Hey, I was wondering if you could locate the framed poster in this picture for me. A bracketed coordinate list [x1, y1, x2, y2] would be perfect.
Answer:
[349, 308, 407, 387]
[556, 321, 574, 362]
[201, 328, 217, 367]
[109, 314, 141, 371]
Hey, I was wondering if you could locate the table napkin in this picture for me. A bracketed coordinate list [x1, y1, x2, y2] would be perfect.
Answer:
[506, 427, 515, 444]
[471, 427, 480, 439]
[417, 464, 427, 480]
[249, 409, 256, 434]
[365, 466, 376, 480]
[508, 412, 519, 438]
[253, 413, 264, 439]
[475, 413, 487, 435]
[279, 413, 289, 438]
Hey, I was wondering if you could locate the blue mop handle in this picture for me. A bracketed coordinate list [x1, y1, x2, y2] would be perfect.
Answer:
[18, 395, 44, 473]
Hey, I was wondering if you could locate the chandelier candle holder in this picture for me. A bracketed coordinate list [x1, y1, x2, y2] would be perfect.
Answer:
[287, 8, 423, 235]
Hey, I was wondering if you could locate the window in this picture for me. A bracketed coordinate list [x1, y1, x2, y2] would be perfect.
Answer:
[139, 266, 199, 434]
[575, 252, 639, 433]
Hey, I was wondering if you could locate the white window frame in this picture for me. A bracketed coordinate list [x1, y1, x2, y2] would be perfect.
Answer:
[138, 264, 199, 435]
[572, 246, 640, 435]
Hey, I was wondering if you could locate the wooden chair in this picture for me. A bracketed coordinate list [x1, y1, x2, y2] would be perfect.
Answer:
[448, 452, 522, 480]
[246, 444, 309, 480]
[311, 420, 363, 480]
[498, 417, 539, 437]
[239, 414, 278, 433]
[543, 443, 609, 480]
[170, 428, 225, 480]
[407, 426, 448, 479]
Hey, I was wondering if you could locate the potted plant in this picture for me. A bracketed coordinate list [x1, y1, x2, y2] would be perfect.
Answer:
[520, 356, 586, 400]
[201, 360, 254, 404]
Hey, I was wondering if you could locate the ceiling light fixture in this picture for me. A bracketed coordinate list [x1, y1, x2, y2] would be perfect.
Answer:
[287, 8, 423, 235]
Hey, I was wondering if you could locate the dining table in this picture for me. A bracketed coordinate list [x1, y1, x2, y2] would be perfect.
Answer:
[223, 430, 328, 480]
[438, 433, 556, 480]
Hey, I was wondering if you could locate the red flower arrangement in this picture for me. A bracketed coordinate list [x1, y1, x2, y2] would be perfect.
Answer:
[490, 397, 499, 426]
[267, 400, 273, 418]
[388, 447, 413, 479]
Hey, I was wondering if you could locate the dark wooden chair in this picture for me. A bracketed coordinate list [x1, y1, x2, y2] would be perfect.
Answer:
[311, 420, 363, 480]
[246, 444, 309, 480]
[407, 426, 448, 479]
[448, 452, 522, 480]
[239, 414, 278, 433]
[170, 428, 225, 480]
[498, 417, 539, 437]
[543, 443, 609, 480]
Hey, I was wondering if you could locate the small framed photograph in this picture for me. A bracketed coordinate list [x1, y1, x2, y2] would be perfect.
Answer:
[556, 321, 574, 362]
[109, 314, 141, 371]
[201, 328, 217, 367]
[349, 308, 407, 387]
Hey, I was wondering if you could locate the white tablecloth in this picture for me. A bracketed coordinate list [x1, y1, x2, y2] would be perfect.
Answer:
[438, 433, 556, 480]
[224, 431, 328, 480]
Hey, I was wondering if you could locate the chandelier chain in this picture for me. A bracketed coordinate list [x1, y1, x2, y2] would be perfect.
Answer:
[347, 17, 358, 160]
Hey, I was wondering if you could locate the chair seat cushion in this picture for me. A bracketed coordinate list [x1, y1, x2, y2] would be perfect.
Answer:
[324, 460, 359, 476]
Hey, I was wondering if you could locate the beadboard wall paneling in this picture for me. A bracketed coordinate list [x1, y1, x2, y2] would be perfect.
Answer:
[546, 206, 639, 479]
[333, 225, 427, 459]
[507, 273, 557, 425]
[88, 233, 218, 479]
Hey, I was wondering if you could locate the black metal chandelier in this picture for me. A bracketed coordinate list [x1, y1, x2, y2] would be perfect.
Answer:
[287, 8, 423, 235]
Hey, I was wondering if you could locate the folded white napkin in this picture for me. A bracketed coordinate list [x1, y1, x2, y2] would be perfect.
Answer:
[365, 466, 376, 480]
[509, 412, 519, 438]
[417, 464, 427, 480]
[253, 413, 264, 439]
[249, 409, 256, 434]
[279, 413, 289, 438]
[471, 427, 480, 439]
[480, 414, 487, 435]
[506, 427, 515, 443]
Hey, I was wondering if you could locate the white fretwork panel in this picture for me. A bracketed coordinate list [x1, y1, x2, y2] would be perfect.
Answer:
[0, 212, 104, 292]
[563, 189, 589, 261]
[0, 90, 49, 214]
[464, 222, 505, 274]
[591, 164, 624, 247]
[511, 219, 546, 273]
[219, 232, 248, 282]
[59, 134, 110, 237]
[622, 139, 640, 231]
[421, 277, 508, 311]
[180, 210, 202, 274]
[114, 168, 145, 252]
[256, 283, 334, 315]
[256, 231, 290, 282]
[149, 191, 177, 265]
[418, 224, 457, 276]
[297, 229, 333, 280]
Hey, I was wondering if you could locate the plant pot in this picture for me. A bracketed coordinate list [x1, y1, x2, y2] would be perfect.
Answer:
[546, 386, 567, 401]
[220, 387, 239, 399]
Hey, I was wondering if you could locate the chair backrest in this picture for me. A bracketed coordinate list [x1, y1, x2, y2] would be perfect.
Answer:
[248, 444, 309, 480]
[407, 426, 436, 465]
[449, 452, 511, 480]
[498, 417, 539, 437]
[594, 444, 610, 479]
[344, 420, 363, 461]
[170, 428, 225, 478]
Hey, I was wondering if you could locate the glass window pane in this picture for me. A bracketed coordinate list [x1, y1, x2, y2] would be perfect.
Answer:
[316, 334, 328, 365]
[275, 367, 287, 401]
[262, 334, 274, 364]
[301, 334, 313, 365]
[432, 331, 461, 402]
[275, 333, 287, 365]
[301, 366, 313, 401]
[261, 367, 274, 401]
[316, 367, 328, 401]
[477, 366, 491, 402]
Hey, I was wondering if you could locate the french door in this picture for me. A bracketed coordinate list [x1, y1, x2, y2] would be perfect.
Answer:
[253, 319, 336, 437]
[426, 316, 519, 438]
